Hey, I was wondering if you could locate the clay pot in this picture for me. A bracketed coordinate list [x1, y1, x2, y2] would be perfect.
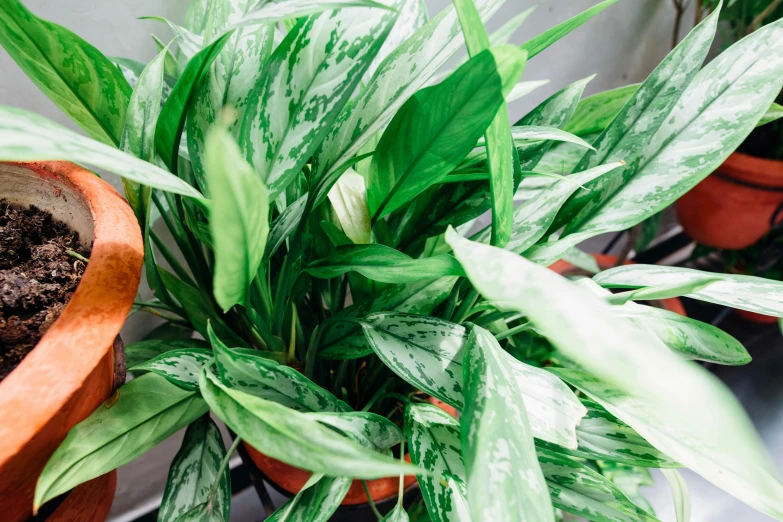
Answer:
[0, 162, 143, 521]
[677, 152, 783, 249]
[245, 398, 457, 508]
[734, 309, 780, 324]
[550, 253, 687, 316]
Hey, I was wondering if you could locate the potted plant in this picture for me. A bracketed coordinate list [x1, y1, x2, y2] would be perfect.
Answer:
[2, 0, 783, 520]
[676, 0, 783, 249]
[0, 161, 142, 521]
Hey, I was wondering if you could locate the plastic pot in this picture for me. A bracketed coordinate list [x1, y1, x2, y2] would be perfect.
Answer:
[676, 152, 783, 249]
[0, 162, 143, 521]
[549, 253, 687, 316]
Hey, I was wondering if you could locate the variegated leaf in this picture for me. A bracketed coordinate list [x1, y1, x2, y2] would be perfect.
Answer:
[143, 17, 202, 63]
[307, 411, 403, 451]
[319, 277, 458, 360]
[662, 469, 691, 522]
[529, 16, 783, 266]
[199, 368, 420, 479]
[124, 338, 209, 369]
[556, 8, 720, 234]
[564, 84, 640, 137]
[264, 193, 309, 261]
[240, 7, 398, 200]
[383, 505, 410, 522]
[229, 0, 393, 31]
[507, 80, 549, 103]
[210, 325, 350, 413]
[446, 229, 783, 520]
[599, 461, 656, 515]
[130, 348, 212, 391]
[362, 313, 586, 448]
[405, 404, 470, 522]
[265, 476, 352, 522]
[172, 502, 225, 522]
[0, 0, 131, 146]
[365, 0, 428, 84]
[159, 416, 230, 522]
[594, 264, 783, 318]
[461, 326, 553, 522]
[0, 106, 206, 202]
[473, 162, 625, 253]
[313, 0, 506, 192]
[537, 448, 659, 522]
[538, 399, 678, 468]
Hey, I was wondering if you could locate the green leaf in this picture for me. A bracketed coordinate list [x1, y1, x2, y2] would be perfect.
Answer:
[264, 194, 308, 261]
[662, 469, 691, 522]
[530, 15, 783, 266]
[564, 84, 640, 137]
[129, 348, 213, 391]
[319, 277, 458, 360]
[560, 247, 601, 275]
[210, 326, 350, 413]
[199, 367, 420, 479]
[121, 46, 168, 248]
[507, 126, 594, 149]
[313, 0, 507, 193]
[472, 162, 625, 253]
[519, 0, 618, 59]
[362, 313, 585, 447]
[461, 325, 553, 522]
[367, 45, 526, 221]
[159, 416, 230, 522]
[307, 411, 403, 451]
[173, 501, 226, 522]
[445, 229, 783, 520]
[327, 169, 372, 245]
[144, 17, 202, 63]
[598, 461, 656, 515]
[156, 30, 234, 171]
[265, 476, 352, 522]
[240, 7, 399, 200]
[383, 505, 411, 522]
[34, 374, 208, 510]
[594, 265, 783, 318]
[230, 0, 394, 30]
[537, 448, 659, 522]
[538, 399, 678, 468]
[0, 106, 206, 202]
[0, 0, 131, 146]
[204, 121, 269, 311]
[759, 102, 783, 126]
[125, 338, 209, 369]
[405, 404, 470, 522]
[306, 245, 465, 284]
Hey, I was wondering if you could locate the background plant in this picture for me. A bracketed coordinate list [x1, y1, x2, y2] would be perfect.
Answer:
[2, 0, 783, 521]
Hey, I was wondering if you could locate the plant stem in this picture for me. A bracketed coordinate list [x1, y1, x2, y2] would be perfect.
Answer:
[434, 173, 491, 184]
[150, 229, 196, 286]
[397, 439, 406, 506]
[207, 436, 242, 498]
[747, 0, 783, 34]
[453, 288, 480, 324]
[361, 378, 395, 412]
[361, 480, 383, 521]
[66, 249, 89, 263]
[495, 322, 533, 341]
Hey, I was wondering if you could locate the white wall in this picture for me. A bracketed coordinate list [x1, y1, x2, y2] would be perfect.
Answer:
[0, 0, 694, 519]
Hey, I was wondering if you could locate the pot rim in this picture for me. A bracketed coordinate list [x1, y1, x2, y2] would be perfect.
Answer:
[0, 161, 143, 466]
[719, 151, 783, 189]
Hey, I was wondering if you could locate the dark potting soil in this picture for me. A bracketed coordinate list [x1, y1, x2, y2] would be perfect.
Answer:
[0, 199, 90, 382]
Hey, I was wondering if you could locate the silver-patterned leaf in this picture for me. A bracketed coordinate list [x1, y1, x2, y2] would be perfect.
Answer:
[240, 7, 399, 200]
[327, 169, 372, 244]
[313, 0, 506, 192]
[461, 326, 553, 522]
[0, 106, 206, 202]
[405, 404, 470, 522]
[210, 326, 350, 413]
[446, 229, 783, 520]
[159, 416, 230, 522]
[307, 411, 403, 451]
[199, 368, 420, 479]
[662, 469, 691, 522]
[595, 264, 783, 318]
[130, 348, 213, 391]
[537, 448, 659, 522]
[265, 476, 352, 522]
[365, 0, 428, 83]
[362, 313, 586, 448]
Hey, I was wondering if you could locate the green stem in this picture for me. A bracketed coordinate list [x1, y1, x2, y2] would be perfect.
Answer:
[66, 249, 90, 263]
[208, 436, 242, 498]
[362, 480, 384, 521]
[150, 229, 196, 286]
[452, 288, 479, 324]
[397, 439, 406, 507]
[434, 173, 491, 184]
[361, 378, 395, 412]
[495, 322, 533, 341]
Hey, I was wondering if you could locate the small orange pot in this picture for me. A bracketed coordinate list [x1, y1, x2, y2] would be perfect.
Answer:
[677, 152, 783, 249]
[245, 398, 457, 507]
[735, 309, 780, 324]
[0, 162, 143, 521]
[550, 253, 687, 316]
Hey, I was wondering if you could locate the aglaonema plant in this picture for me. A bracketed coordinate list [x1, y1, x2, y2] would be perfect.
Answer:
[2, 0, 783, 519]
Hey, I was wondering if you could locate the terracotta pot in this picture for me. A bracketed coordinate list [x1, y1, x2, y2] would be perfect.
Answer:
[549, 253, 687, 316]
[46, 471, 117, 522]
[245, 398, 457, 507]
[734, 308, 780, 324]
[0, 162, 143, 521]
[676, 152, 783, 249]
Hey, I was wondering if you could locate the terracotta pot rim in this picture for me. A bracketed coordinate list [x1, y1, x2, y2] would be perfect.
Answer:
[0, 161, 143, 467]
[719, 152, 783, 189]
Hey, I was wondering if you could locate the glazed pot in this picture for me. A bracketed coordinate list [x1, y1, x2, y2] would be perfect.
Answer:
[677, 152, 783, 249]
[0, 162, 143, 521]
[550, 253, 687, 316]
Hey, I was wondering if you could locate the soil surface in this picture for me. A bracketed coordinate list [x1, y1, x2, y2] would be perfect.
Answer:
[0, 200, 89, 382]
